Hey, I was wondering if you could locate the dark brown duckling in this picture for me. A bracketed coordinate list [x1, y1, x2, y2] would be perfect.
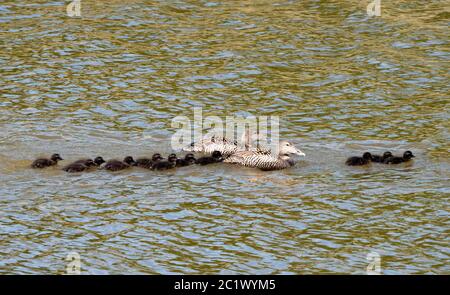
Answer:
[371, 151, 393, 163]
[345, 152, 372, 166]
[31, 154, 63, 169]
[383, 151, 415, 164]
[195, 151, 224, 165]
[63, 159, 96, 173]
[104, 156, 136, 171]
[176, 153, 196, 167]
[152, 154, 177, 170]
[134, 153, 164, 169]
[73, 156, 105, 167]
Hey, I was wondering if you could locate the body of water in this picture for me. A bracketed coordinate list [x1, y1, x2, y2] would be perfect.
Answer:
[0, 0, 449, 274]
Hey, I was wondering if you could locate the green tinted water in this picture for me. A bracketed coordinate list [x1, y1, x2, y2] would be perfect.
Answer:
[0, 0, 448, 274]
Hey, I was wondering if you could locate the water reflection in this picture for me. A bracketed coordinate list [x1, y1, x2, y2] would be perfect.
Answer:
[0, 0, 448, 274]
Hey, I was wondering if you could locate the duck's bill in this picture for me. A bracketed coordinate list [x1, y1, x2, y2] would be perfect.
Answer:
[296, 149, 306, 156]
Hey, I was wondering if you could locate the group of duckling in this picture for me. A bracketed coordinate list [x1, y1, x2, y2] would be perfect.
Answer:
[30, 133, 415, 172]
[345, 151, 415, 166]
[30, 151, 225, 172]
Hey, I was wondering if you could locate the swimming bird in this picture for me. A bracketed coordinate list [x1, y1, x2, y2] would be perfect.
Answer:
[383, 151, 415, 164]
[152, 154, 178, 170]
[104, 156, 136, 171]
[183, 135, 238, 156]
[134, 153, 164, 169]
[371, 151, 393, 163]
[195, 151, 224, 165]
[176, 153, 196, 167]
[31, 154, 63, 168]
[182, 130, 271, 156]
[345, 152, 372, 166]
[224, 141, 305, 171]
[63, 159, 96, 173]
[72, 156, 105, 167]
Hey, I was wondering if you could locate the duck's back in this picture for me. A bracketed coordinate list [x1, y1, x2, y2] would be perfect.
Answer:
[135, 158, 153, 168]
[184, 137, 238, 156]
[63, 163, 88, 173]
[345, 156, 367, 166]
[31, 158, 53, 168]
[104, 160, 129, 171]
[383, 157, 403, 164]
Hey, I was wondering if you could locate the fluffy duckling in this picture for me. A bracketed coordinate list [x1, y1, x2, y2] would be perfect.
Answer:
[371, 151, 393, 163]
[176, 153, 196, 167]
[345, 152, 372, 166]
[72, 156, 105, 167]
[31, 154, 63, 169]
[104, 156, 136, 171]
[383, 151, 415, 164]
[134, 153, 164, 169]
[152, 154, 177, 170]
[195, 151, 224, 165]
[63, 159, 96, 173]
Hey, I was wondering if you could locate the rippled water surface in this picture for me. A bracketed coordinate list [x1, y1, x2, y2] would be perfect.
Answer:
[0, 0, 449, 274]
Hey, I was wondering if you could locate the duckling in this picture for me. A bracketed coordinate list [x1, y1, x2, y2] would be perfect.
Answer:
[345, 152, 372, 166]
[72, 156, 105, 167]
[134, 153, 164, 169]
[383, 151, 415, 164]
[176, 153, 196, 167]
[371, 151, 393, 163]
[63, 159, 96, 173]
[31, 154, 63, 168]
[104, 156, 136, 171]
[195, 151, 224, 165]
[152, 154, 177, 170]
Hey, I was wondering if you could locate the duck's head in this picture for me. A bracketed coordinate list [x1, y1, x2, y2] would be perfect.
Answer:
[212, 151, 223, 160]
[51, 154, 63, 161]
[382, 151, 393, 159]
[152, 153, 164, 161]
[94, 156, 105, 166]
[123, 156, 136, 165]
[168, 154, 178, 162]
[403, 151, 415, 160]
[363, 152, 372, 160]
[279, 141, 305, 157]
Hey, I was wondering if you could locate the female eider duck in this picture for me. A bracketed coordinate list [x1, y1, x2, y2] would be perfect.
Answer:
[195, 151, 224, 165]
[383, 151, 415, 164]
[183, 131, 270, 156]
[371, 151, 393, 163]
[152, 154, 177, 170]
[224, 141, 305, 171]
[183, 135, 238, 157]
[134, 153, 164, 169]
[176, 153, 196, 167]
[345, 152, 372, 166]
[104, 156, 136, 171]
[31, 154, 63, 169]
